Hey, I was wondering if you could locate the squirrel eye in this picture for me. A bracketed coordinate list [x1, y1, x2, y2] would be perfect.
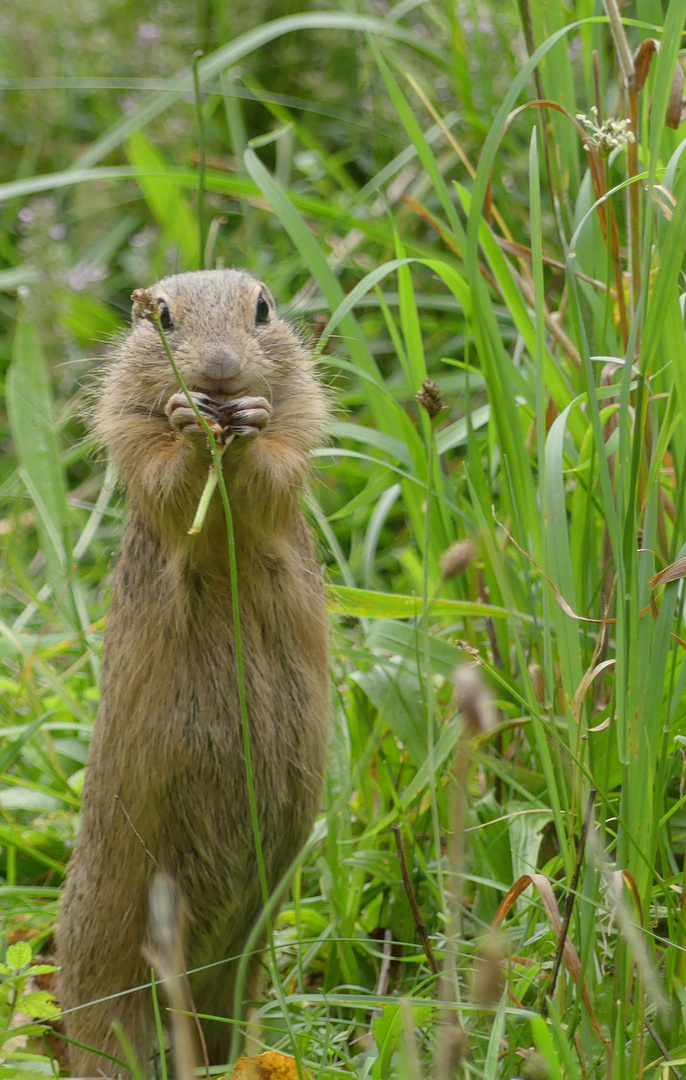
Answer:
[156, 299, 173, 330]
[255, 294, 270, 325]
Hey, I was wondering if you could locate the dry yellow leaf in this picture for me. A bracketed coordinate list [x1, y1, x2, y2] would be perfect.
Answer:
[231, 1050, 312, 1080]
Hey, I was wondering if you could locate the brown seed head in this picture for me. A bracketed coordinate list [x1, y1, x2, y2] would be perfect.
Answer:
[440, 539, 476, 579]
[452, 663, 495, 735]
[130, 288, 160, 323]
[471, 932, 508, 1005]
[528, 661, 544, 704]
[519, 1049, 550, 1080]
[415, 377, 443, 418]
[435, 1019, 471, 1074]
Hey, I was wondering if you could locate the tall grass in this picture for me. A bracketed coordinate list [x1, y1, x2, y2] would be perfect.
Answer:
[2, 1, 686, 1077]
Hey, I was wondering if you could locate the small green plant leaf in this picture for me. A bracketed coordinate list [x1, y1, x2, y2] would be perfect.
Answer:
[11, 989, 59, 1019]
[5, 941, 32, 970]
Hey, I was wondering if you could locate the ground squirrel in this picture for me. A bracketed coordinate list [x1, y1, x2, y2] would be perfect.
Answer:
[57, 269, 330, 1076]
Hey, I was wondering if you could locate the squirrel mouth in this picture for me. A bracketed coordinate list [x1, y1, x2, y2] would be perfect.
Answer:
[192, 379, 250, 401]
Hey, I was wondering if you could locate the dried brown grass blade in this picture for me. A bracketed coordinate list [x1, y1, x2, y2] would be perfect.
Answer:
[649, 556, 686, 588]
[402, 195, 461, 256]
[667, 63, 686, 129]
[634, 39, 659, 91]
[492, 874, 607, 1045]
[573, 658, 616, 727]
[633, 38, 686, 128]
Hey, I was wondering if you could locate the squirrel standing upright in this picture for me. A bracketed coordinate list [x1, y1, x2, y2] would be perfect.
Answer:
[57, 269, 330, 1077]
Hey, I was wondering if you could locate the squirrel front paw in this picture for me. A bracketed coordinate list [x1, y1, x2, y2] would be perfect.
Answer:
[165, 392, 272, 445]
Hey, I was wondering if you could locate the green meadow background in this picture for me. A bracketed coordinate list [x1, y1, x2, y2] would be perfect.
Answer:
[2, 1, 686, 1077]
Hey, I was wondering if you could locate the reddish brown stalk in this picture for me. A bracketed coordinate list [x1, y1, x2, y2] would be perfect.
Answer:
[392, 824, 440, 977]
[545, 788, 597, 1004]
[603, 0, 641, 324]
[504, 99, 629, 347]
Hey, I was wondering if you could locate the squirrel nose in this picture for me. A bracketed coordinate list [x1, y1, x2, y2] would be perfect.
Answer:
[199, 346, 242, 381]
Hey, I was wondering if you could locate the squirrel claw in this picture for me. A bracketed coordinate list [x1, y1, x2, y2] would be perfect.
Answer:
[214, 396, 272, 439]
[165, 391, 271, 443]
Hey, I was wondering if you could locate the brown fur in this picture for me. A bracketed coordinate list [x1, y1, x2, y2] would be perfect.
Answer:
[57, 270, 330, 1077]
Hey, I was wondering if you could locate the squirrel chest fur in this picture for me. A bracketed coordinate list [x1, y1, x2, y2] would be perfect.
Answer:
[57, 269, 330, 1076]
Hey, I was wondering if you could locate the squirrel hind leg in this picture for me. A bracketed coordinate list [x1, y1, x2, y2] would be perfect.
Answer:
[63, 989, 155, 1079]
[189, 950, 265, 1067]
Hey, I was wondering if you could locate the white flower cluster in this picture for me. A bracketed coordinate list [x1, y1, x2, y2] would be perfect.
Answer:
[576, 106, 636, 152]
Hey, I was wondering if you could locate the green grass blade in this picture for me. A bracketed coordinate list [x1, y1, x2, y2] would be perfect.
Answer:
[6, 317, 75, 627]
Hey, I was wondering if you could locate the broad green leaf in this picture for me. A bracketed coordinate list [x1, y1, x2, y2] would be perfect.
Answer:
[328, 421, 413, 469]
[126, 132, 198, 270]
[437, 403, 490, 453]
[507, 799, 552, 882]
[363, 484, 401, 587]
[352, 660, 433, 767]
[365, 618, 469, 679]
[11, 989, 60, 1019]
[326, 585, 514, 621]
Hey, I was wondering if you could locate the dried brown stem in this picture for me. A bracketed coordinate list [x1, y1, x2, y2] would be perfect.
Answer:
[593, 50, 603, 122]
[392, 824, 440, 976]
[643, 1013, 683, 1079]
[114, 795, 157, 866]
[144, 873, 208, 1080]
[375, 928, 394, 997]
[603, 0, 641, 322]
[516, 0, 566, 254]
[545, 787, 597, 1005]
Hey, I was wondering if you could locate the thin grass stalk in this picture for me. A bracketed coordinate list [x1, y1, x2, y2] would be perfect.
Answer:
[601, 18, 649, 915]
[399, 999, 423, 1080]
[148, 312, 305, 1073]
[613, 153, 686, 940]
[661, 572, 686, 1030]
[145, 874, 207, 1080]
[565, 184, 625, 551]
[529, 117, 586, 867]
[528, 127, 556, 729]
[602, 0, 640, 314]
[626, 80, 640, 316]
[110, 1021, 146, 1080]
[516, 0, 567, 255]
[150, 974, 169, 1080]
[228, 844, 312, 1066]
[392, 824, 439, 977]
[419, 408, 447, 922]
[544, 788, 597, 1009]
[219, 70, 256, 248]
[461, 494, 571, 878]
[192, 51, 207, 271]
[563, 230, 637, 1073]
[434, 726, 467, 1080]
[459, 167, 575, 870]
[570, 139, 669, 1058]
[464, 17, 599, 301]
[209, 465, 309, 1078]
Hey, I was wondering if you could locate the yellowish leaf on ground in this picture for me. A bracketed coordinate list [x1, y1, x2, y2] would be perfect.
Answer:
[231, 1050, 312, 1080]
